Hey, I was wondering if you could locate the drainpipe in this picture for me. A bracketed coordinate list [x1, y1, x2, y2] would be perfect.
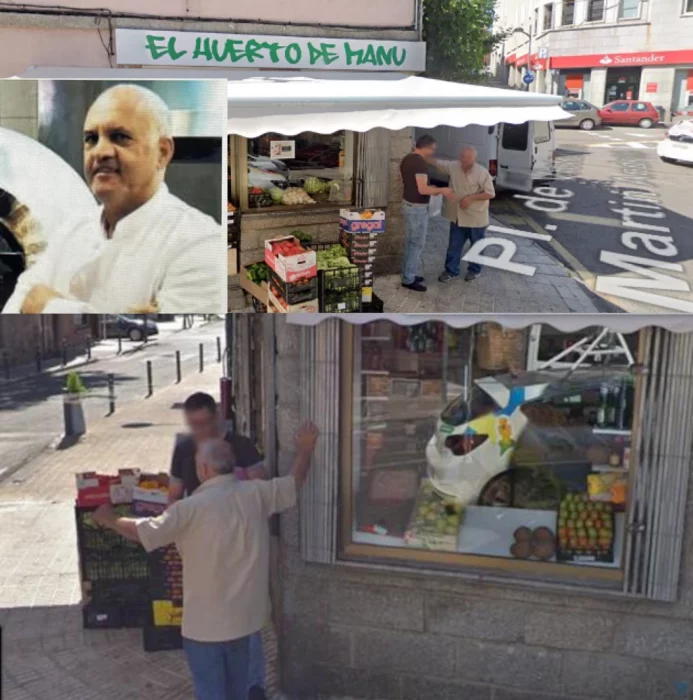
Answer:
[220, 314, 234, 430]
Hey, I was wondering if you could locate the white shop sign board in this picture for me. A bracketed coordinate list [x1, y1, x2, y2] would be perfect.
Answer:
[115, 29, 427, 72]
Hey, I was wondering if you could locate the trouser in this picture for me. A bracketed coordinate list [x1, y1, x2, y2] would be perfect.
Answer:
[249, 629, 265, 688]
[183, 635, 251, 700]
[444, 222, 487, 276]
[401, 202, 429, 284]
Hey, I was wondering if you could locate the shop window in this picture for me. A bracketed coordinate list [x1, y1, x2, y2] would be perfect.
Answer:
[587, 0, 605, 21]
[561, 0, 575, 25]
[341, 321, 640, 584]
[233, 131, 355, 212]
[619, 0, 640, 19]
[685, 0, 693, 13]
[534, 121, 551, 144]
[502, 122, 530, 151]
[543, 3, 554, 30]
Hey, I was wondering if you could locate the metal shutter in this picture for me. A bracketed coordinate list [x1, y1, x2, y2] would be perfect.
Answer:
[624, 328, 693, 601]
[355, 128, 390, 208]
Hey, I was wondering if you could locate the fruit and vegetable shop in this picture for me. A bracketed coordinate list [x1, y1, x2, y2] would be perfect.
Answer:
[225, 72, 568, 313]
[229, 313, 693, 699]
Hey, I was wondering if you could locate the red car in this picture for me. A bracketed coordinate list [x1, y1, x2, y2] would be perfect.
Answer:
[597, 100, 660, 129]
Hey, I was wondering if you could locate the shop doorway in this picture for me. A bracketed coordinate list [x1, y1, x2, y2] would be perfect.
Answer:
[604, 67, 642, 103]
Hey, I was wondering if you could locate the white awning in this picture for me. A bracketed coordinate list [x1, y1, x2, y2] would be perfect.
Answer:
[225, 72, 570, 136]
[16, 67, 569, 137]
[286, 314, 693, 333]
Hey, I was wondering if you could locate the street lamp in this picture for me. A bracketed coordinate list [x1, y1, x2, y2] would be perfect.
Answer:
[513, 27, 532, 91]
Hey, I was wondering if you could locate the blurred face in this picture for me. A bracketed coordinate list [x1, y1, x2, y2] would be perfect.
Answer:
[460, 148, 477, 170]
[83, 89, 173, 220]
[419, 142, 437, 160]
[185, 407, 219, 443]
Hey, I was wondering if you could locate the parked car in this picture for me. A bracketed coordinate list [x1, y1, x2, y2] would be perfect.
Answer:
[597, 100, 660, 128]
[103, 315, 158, 341]
[672, 107, 693, 124]
[556, 99, 602, 130]
[657, 120, 693, 165]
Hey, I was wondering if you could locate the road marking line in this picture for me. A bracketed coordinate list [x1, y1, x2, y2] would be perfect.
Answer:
[506, 201, 595, 288]
[550, 212, 625, 227]
[625, 132, 661, 138]
[625, 142, 649, 149]
[545, 224, 558, 231]
[487, 224, 553, 242]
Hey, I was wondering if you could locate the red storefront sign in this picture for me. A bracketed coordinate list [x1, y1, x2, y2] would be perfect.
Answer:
[505, 53, 516, 65]
[550, 49, 693, 69]
[515, 53, 549, 70]
[646, 83, 658, 92]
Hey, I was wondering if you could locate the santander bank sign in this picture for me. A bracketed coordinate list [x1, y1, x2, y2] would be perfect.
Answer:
[551, 49, 693, 69]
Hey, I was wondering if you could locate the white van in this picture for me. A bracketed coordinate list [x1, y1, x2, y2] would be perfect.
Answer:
[418, 121, 556, 194]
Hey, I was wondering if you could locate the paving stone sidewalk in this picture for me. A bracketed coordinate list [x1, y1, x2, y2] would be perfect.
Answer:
[0, 372, 214, 700]
[374, 215, 613, 314]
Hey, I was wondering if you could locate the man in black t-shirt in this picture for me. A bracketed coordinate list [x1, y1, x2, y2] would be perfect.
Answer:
[168, 392, 268, 700]
[399, 134, 453, 293]
[169, 393, 266, 501]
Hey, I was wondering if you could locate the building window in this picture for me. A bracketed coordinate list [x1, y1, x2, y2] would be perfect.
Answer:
[232, 131, 355, 212]
[543, 3, 554, 30]
[685, 0, 693, 12]
[619, 0, 640, 18]
[587, 0, 605, 21]
[562, 0, 575, 25]
[533, 8, 539, 34]
[342, 322, 640, 584]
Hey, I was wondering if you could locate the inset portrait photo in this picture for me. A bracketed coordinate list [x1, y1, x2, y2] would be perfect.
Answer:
[0, 79, 226, 314]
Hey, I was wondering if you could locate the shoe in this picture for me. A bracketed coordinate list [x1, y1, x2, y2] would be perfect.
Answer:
[415, 276, 425, 283]
[248, 686, 266, 700]
[438, 272, 459, 283]
[402, 281, 427, 292]
[465, 272, 480, 282]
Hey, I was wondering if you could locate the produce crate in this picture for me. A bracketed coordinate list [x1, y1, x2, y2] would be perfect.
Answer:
[267, 288, 319, 313]
[252, 297, 267, 313]
[366, 375, 390, 396]
[404, 480, 464, 552]
[556, 493, 615, 563]
[82, 580, 150, 629]
[265, 235, 317, 283]
[269, 269, 318, 305]
[240, 264, 270, 306]
[142, 625, 183, 652]
[227, 208, 240, 248]
[340, 208, 386, 234]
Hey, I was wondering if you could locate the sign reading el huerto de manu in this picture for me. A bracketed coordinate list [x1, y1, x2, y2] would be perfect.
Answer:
[115, 29, 426, 72]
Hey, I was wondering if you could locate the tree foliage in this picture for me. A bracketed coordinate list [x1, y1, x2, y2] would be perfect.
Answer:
[423, 0, 509, 83]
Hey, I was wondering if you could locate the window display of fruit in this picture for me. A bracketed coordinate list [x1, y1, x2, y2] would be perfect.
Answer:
[510, 526, 556, 561]
[248, 187, 274, 208]
[557, 493, 614, 562]
[404, 480, 464, 551]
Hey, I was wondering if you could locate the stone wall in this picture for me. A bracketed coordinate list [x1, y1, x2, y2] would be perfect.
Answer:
[267, 318, 693, 700]
[0, 80, 38, 138]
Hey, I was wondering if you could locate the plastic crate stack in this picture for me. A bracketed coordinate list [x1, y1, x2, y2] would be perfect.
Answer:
[132, 489, 183, 652]
[75, 471, 150, 630]
[264, 235, 319, 313]
[339, 208, 385, 305]
[310, 243, 363, 313]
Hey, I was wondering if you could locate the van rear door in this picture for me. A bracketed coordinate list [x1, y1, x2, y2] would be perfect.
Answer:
[533, 120, 555, 180]
[496, 122, 533, 193]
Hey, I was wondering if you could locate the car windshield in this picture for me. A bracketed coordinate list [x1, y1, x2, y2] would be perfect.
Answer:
[440, 385, 500, 427]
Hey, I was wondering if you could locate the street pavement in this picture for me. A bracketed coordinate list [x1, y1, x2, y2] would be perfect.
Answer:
[0, 319, 227, 484]
[374, 213, 613, 313]
[506, 124, 693, 314]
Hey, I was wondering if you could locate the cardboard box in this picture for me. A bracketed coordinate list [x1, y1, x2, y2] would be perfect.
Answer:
[268, 288, 319, 313]
[340, 208, 386, 234]
[240, 265, 269, 306]
[264, 236, 317, 283]
[75, 470, 141, 507]
[362, 286, 373, 304]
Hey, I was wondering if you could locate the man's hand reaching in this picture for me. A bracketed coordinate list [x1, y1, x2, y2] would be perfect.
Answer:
[295, 422, 319, 455]
[21, 284, 63, 313]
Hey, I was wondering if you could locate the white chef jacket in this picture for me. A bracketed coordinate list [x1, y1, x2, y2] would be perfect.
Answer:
[3, 184, 225, 314]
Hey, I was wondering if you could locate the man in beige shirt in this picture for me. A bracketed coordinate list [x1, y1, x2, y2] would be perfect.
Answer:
[434, 146, 495, 283]
[93, 423, 319, 700]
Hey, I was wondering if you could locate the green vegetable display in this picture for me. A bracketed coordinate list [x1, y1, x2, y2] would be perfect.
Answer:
[303, 177, 325, 195]
[269, 187, 284, 204]
[246, 262, 270, 284]
[316, 245, 357, 271]
[291, 230, 313, 245]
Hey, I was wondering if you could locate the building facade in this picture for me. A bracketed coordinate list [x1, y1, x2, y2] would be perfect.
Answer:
[492, 0, 693, 117]
[233, 314, 693, 700]
[0, 0, 421, 78]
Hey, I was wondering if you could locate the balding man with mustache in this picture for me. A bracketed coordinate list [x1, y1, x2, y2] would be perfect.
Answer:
[4, 83, 224, 314]
[433, 145, 495, 283]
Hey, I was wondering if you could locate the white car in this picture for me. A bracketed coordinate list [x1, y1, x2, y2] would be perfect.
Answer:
[657, 120, 693, 165]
